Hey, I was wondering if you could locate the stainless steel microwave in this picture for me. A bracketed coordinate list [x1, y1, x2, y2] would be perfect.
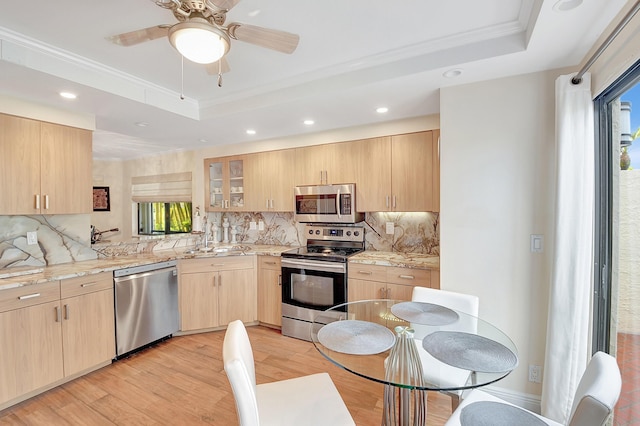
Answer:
[294, 184, 364, 223]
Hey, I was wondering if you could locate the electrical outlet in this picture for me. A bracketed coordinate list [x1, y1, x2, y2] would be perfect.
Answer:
[528, 364, 542, 383]
[531, 234, 544, 253]
[249, 221, 257, 230]
[27, 231, 38, 245]
[385, 222, 395, 235]
[258, 220, 264, 231]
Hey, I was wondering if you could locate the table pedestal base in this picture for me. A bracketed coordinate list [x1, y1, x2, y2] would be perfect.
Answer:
[382, 384, 427, 426]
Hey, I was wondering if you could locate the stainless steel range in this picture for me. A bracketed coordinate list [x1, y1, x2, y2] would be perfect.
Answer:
[281, 224, 365, 341]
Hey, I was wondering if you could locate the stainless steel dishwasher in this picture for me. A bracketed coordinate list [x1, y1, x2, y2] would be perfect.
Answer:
[113, 260, 179, 358]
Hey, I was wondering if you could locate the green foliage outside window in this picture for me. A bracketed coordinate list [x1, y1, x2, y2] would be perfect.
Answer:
[139, 202, 192, 235]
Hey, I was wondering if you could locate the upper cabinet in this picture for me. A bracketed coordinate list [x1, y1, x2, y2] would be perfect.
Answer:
[204, 155, 249, 212]
[0, 114, 92, 215]
[294, 143, 357, 186]
[246, 149, 295, 211]
[354, 131, 438, 212]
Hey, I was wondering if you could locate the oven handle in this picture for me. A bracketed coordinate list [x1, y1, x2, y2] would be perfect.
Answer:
[281, 258, 346, 274]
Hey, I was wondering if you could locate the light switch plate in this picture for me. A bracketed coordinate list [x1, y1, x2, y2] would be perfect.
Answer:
[27, 231, 38, 245]
[385, 222, 395, 235]
[530, 234, 543, 253]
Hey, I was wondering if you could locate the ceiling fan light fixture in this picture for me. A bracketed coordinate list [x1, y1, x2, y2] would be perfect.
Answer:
[168, 21, 230, 64]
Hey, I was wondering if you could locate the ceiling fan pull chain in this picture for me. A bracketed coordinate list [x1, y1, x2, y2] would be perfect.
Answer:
[180, 55, 185, 100]
[218, 60, 223, 87]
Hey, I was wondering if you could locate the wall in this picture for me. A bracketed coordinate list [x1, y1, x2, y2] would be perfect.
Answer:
[440, 70, 557, 400]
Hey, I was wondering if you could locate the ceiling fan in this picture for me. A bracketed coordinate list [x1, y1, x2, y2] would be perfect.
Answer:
[108, 0, 299, 79]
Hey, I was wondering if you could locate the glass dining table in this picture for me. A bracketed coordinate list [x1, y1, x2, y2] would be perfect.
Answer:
[310, 299, 518, 426]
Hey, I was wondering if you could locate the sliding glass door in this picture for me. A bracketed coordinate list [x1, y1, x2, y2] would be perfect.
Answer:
[594, 60, 640, 425]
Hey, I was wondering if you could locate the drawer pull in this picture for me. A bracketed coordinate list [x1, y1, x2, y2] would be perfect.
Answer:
[211, 264, 225, 267]
[18, 293, 41, 300]
[265, 261, 277, 265]
[81, 282, 97, 288]
[399, 274, 415, 280]
[358, 270, 373, 275]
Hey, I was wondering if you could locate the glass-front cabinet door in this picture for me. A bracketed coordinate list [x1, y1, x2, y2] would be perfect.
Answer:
[204, 156, 245, 212]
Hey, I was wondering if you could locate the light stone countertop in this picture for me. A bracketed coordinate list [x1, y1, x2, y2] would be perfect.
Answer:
[0, 246, 439, 291]
[349, 251, 440, 270]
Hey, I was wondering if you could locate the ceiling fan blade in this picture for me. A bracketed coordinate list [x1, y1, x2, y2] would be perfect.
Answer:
[206, 57, 231, 75]
[227, 23, 299, 54]
[107, 25, 170, 47]
[206, 0, 241, 12]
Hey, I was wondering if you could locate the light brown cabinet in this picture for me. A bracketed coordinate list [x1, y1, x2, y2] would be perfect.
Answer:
[0, 274, 114, 410]
[294, 142, 357, 186]
[60, 272, 115, 377]
[204, 155, 249, 212]
[0, 282, 64, 407]
[347, 262, 437, 302]
[355, 131, 437, 212]
[257, 256, 282, 327]
[179, 256, 257, 331]
[246, 150, 296, 211]
[0, 114, 92, 215]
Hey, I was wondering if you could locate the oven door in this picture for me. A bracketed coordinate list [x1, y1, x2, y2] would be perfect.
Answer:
[281, 257, 347, 311]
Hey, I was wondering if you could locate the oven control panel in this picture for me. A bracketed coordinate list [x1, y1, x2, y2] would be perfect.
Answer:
[305, 225, 364, 242]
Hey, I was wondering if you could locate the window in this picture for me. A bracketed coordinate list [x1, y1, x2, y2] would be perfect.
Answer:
[594, 59, 640, 425]
[138, 202, 192, 235]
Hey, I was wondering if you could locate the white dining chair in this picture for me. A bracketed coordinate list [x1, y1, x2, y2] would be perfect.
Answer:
[410, 286, 480, 411]
[222, 320, 356, 426]
[444, 351, 621, 426]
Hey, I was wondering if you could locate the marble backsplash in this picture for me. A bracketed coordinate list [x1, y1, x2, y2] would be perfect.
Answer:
[0, 211, 438, 268]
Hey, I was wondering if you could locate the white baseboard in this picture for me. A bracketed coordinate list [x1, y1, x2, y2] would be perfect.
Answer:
[478, 385, 542, 414]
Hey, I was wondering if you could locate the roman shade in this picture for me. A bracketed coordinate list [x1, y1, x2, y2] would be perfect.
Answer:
[131, 172, 192, 203]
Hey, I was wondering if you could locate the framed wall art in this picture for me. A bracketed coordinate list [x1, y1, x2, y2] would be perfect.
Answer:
[93, 186, 111, 211]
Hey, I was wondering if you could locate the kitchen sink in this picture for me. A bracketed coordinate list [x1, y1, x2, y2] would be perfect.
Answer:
[183, 245, 250, 256]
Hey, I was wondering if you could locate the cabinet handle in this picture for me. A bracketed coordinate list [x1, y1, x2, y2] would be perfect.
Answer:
[224, 200, 229, 209]
[386, 288, 391, 298]
[278, 275, 282, 286]
[357, 270, 373, 275]
[386, 196, 390, 208]
[379, 288, 385, 298]
[44, 195, 49, 210]
[270, 199, 274, 209]
[18, 293, 41, 300]
[399, 274, 415, 280]
[81, 282, 97, 288]
[35, 194, 40, 210]
[320, 171, 323, 183]
[55, 306, 61, 322]
[393, 195, 397, 209]
[266, 199, 270, 209]
[213, 275, 216, 287]
[64, 304, 70, 320]
[219, 275, 222, 287]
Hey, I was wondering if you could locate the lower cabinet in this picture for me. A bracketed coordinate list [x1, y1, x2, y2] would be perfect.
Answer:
[257, 256, 282, 327]
[0, 273, 115, 409]
[60, 272, 115, 377]
[347, 263, 438, 301]
[179, 256, 257, 332]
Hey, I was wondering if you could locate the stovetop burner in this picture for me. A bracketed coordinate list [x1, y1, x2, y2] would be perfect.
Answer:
[281, 224, 365, 263]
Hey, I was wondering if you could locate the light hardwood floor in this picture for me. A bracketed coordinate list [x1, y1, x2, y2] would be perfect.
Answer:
[0, 326, 451, 425]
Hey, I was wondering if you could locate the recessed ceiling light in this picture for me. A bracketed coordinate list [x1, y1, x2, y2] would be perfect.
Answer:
[303, 119, 315, 125]
[135, 121, 148, 127]
[376, 107, 389, 114]
[443, 68, 463, 78]
[248, 9, 261, 17]
[553, 0, 583, 12]
[59, 91, 77, 99]
[246, 129, 256, 135]
[199, 138, 208, 143]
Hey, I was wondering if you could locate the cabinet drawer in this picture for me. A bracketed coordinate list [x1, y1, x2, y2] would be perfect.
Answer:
[60, 272, 113, 299]
[258, 255, 281, 271]
[0, 281, 60, 312]
[348, 263, 388, 283]
[179, 256, 253, 274]
[386, 267, 431, 287]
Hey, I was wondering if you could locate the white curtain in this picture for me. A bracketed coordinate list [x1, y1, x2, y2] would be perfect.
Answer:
[541, 73, 595, 423]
